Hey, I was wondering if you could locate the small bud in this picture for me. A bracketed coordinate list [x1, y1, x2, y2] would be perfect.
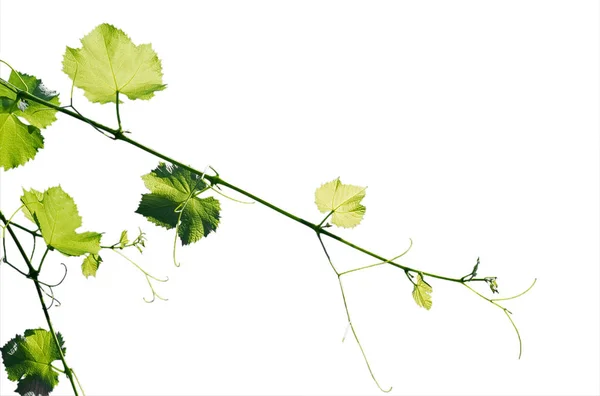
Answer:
[485, 277, 499, 294]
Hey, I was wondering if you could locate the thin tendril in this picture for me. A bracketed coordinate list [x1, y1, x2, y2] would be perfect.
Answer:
[1, 204, 25, 239]
[492, 278, 537, 302]
[463, 282, 525, 359]
[173, 196, 192, 267]
[2, 257, 29, 277]
[29, 232, 37, 262]
[338, 277, 392, 393]
[72, 369, 86, 396]
[209, 186, 255, 204]
[112, 250, 168, 303]
[40, 283, 61, 309]
[316, 232, 391, 392]
[339, 238, 413, 276]
[37, 263, 68, 288]
[0, 60, 29, 92]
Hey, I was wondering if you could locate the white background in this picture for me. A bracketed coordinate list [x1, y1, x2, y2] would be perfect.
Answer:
[1, 1, 598, 395]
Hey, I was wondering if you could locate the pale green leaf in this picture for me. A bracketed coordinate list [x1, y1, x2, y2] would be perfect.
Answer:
[412, 273, 433, 310]
[82, 254, 102, 278]
[315, 178, 366, 228]
[136, 163, 220, 245]
[0, 113, 43, 170]
[63, 23, 166, 103]
[119, 230, 129, 248]
[20, 186, 101, 256]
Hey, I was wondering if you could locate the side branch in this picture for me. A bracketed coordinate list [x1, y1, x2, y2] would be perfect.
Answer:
[0, 211, 80, 395]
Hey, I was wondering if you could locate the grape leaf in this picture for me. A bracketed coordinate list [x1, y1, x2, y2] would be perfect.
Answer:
[0, 70, 60, 128]
[315, 178, 366, 228]
[20, 186, 102, 256]
[0, 71, 59, 170]
[0, 113, 44, 170]
[63, 23, 166, 103]
[119, 230, 129, 248]
[136, 163, 220, 245]
[412, 273, 433, 310]
[82, 254, 102, 278]
[1, 329, 66, 393]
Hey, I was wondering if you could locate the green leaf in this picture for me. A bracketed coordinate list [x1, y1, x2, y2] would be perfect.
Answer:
[119, 230, 129, 248]
[315, 178, 366, 228]
[0, 113, 44, 170]
[63, 23, 166, 103]
[15, 375, 52, 396]
[136, 163, 220, 245]
[412, 273, 433, 310]
[0, 70, 60, 128]
[1, 329, 66, 393]
[82, 254, 102, 278]
[20, 186, 102, 256]
[0, 71, 59, 170]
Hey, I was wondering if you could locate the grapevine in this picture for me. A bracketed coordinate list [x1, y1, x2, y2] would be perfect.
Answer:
[0, 23, 535, 395]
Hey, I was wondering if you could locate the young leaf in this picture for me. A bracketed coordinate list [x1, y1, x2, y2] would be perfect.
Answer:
[486, 277, 500, 294]
[471, 257, 480, 278]
[315, 178, 366, 228]
[1, 329, 66, 393]
[82, 254, 102, 278]
[136, 163, 220, 245]
[62, 23, 166, 103]
[119, 230, 129, 248]
[20, 186, 102, 256]
[0, 70, 60, 128]
[412, 273, 433, 310]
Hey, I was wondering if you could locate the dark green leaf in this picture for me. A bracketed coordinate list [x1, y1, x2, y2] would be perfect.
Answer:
[1, 329, 66, 393]
[136, 163, 220, 245]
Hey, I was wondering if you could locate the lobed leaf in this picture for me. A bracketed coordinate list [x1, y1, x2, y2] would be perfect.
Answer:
[0, 113, 44, 170]
[0, 70, 59, 170]
[63, 23, 166, 103]
[412, 273, 433, 310]
[82, 254, 102, 278]
[315, 178, 366, 228]
[20, 186, 102, 256]
[1, 329, 66, 393]
[136, 163, 220, 245]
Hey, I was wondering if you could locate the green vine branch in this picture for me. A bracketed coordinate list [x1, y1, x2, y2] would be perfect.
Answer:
[0, 211, 81, 396]
[0, 23, 536, 394]
[0, 73, 536, 390]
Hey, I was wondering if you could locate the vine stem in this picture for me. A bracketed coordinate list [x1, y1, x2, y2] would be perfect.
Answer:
[0, 211, 80, 395]
[2, 85, 492, 285]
